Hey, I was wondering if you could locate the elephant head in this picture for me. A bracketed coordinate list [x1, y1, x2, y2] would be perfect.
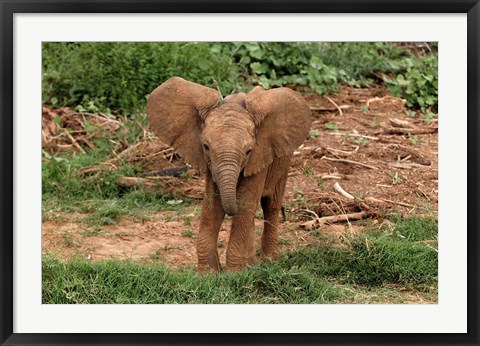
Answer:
[147, 76, 311, 216]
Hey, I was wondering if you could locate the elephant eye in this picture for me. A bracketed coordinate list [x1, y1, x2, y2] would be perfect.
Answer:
[203, 143, 210, 151]
[245, 148, 252, 156]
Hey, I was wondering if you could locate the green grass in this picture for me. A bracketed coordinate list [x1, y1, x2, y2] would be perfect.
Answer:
[41, 113, 194, 225]
[42, 153, 192, 225]
[42, 216, 437, 304]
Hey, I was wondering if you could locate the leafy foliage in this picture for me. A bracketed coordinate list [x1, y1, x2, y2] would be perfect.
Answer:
[215, 42, 339, 93]
[316, 42, 411, 86]
[42, 42, 438, 114]
[42, 42, 236, 114]
[384, 53, 438, 111]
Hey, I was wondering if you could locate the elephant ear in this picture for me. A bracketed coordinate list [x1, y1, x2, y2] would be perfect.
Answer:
[244, 87, 312, 176]
[146, 76, 222, 171]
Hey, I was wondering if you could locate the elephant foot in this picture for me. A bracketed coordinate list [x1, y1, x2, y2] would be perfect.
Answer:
[197, 264, 220, 274]
[225, 255, 250, 272]
[260, 245, 279, 260]
[197, 253, 221, 273]
[197, 263, 221, 273]
[225, 265, 246, 272]
[248, 254, 261, 265]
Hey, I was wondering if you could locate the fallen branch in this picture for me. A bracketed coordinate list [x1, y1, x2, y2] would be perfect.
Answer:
[333, 182, 355, 200]
[417, 187, 431, 202]
[78, 111, 122, 130]
[300, 211, 368, 230]
[116, 175, 204, 200]
[63, 128, 85, 154]
[366, 96, 406, 108]
[388, 162, 431, 169]
[299, 209, 322, 225]
[324, 96, 343, 116]
[117, 176, 172, 189]
[310, 106, 335, 112]
[79, 137, 97, 150]
[78, 162, 117, 176]
[141, 165, 190, 177]
[321, 156, 379, 170]
[365, 196, 415, 208]
[384, 127, 438, 135]
[310, 105, 351, 112]
[377, 136, 404, 144]
[130, 147, 175, 161]
[321, 174, 343, 180]
[323, 146, 359, 157]
[389, 118, 411, 128]
[328, 132, 379, 140]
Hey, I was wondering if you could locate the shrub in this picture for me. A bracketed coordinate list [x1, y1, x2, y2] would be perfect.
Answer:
[216, 42, 339, 93]
[42, 42, 236, 114]
[384, 53, 438, 111]
[42, 42, 438, 114]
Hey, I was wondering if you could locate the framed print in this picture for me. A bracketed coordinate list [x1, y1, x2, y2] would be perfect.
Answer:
[1, 1, 479, 345]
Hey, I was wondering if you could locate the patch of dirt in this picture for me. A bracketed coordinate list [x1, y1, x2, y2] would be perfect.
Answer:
[42, 210, 320, 268]
[42, 84, 438, 268]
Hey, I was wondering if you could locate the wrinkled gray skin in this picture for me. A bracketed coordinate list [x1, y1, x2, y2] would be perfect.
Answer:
[147, 77, 311, 271]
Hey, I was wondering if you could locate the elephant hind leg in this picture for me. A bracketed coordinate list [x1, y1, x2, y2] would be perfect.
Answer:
[260, 166, 290, 259]
[260, 195, 281, 260]
[260, 157, 290, 260]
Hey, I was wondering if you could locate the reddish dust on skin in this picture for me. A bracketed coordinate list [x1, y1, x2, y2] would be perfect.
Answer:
[42, 84, 438, 269]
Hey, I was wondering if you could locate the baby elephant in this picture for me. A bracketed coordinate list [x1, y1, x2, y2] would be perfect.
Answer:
[147, 77, 311, 272]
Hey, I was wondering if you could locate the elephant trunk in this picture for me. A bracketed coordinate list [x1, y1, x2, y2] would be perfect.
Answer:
[215, 160, 241, 216]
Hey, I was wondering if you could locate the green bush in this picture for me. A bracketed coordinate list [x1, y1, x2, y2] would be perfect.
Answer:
[215, 42, 339, 93]
[316, 42, 413, 86]
[384, 53, 438, 111]
[42, 42, 438, 114]
[42, 42, 236, 114]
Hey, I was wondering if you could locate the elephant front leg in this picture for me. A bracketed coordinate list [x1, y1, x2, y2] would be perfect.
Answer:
[197, 174, 225, 272]
[225, 172, 266, 271]
[226, 211, 256, 271]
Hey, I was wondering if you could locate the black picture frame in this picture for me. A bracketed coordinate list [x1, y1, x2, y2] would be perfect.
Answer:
[1, 1, 478, 345]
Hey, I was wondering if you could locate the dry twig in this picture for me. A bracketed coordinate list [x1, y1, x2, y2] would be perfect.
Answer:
[333, 182, 355, 200]
[324, 96, 343, 116]
[321, 174, 342, 180]
[364, 196, 415, 208]
[389, 118, 411, 128]
[322, 146, 359, 157]
[300, 211, 367, 230]
[321, 156, 379, 170]
[388, 162, 431, 169]
[384, 127, 438, 135]
[310, 105, 351, 112]
[328, 132, 379, 140]
[63, 128, 85, 154]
